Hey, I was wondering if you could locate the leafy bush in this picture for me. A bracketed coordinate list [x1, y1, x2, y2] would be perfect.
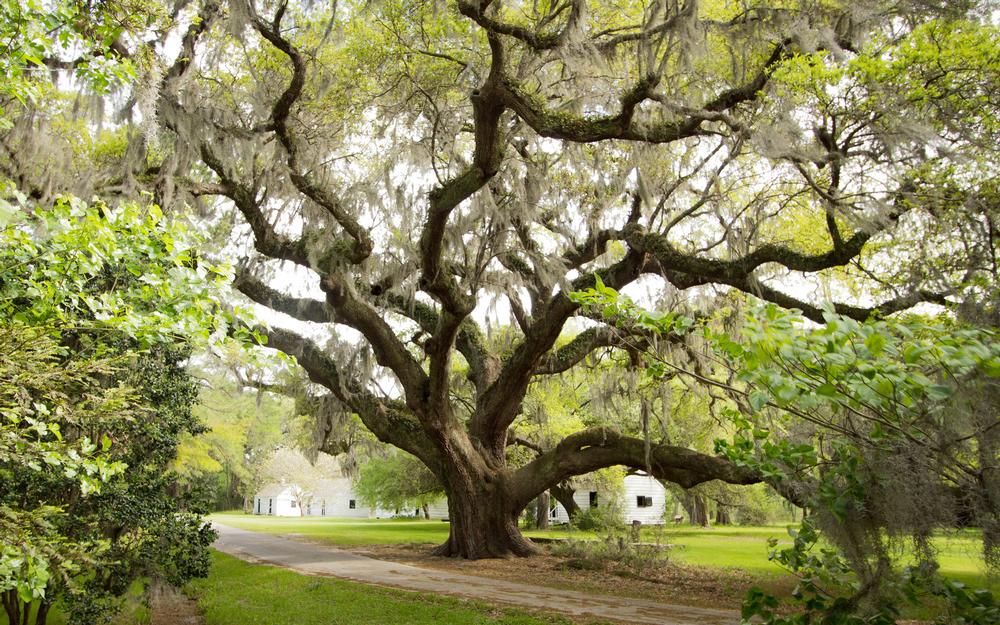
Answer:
[572, 502, 624, 532]
[551, 536, 668, 577]
[741, 519, 1000, 625]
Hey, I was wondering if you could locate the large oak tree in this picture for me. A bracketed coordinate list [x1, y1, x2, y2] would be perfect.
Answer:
[7, 0, 998, 558]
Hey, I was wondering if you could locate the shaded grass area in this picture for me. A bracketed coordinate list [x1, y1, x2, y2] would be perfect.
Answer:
[210, 513, 995, 588]
[187, 550, 609, 625]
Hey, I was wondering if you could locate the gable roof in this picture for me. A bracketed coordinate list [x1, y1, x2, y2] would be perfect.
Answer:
[256, 483, 294, 497]
[255, 476, 355, 500]
[308, 477, 353, 498]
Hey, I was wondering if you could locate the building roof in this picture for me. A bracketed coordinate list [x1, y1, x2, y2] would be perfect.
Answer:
[255, 476, 354, 499]
[256, 483, 293, 497]
[309, 477, 353, 498]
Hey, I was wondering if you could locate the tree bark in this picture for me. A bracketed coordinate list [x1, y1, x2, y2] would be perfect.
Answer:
[689, 494, 711, 527]
[550, 483, 581, 521]
[434, 481, 540, 558]
[422, 503, 430, 520]
[36, 600, 51, 625]
[715, 505, 731, 525]
[3, 590, 21, 625]
[535, 491, 550, 529]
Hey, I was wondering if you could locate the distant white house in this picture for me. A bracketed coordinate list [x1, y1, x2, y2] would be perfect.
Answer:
[253, 483, 301, 517]
[548, 473, 667, 525]
[253, 476, 392, 518]
[425, 499, 449, 520]
[253, 448, 665, 524]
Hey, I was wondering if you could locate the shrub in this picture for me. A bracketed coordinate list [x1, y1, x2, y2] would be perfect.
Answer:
[551, 536, 669, 577]
[572, 503, 624, 532]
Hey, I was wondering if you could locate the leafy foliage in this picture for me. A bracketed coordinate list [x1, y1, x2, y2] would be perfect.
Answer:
[0, 326, 129, 609]
[173, 365, 297, 511]
[0, 198, 235, 624]
[354, 451, 444, 514]
[742, 518, 1000, 625]
[573, 281, 1000, 619]
[0, 0, 156, 127]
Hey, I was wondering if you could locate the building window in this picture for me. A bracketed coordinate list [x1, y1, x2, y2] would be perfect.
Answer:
[321, 500, 326, 516]
[268, 498, 273, 514]
[636, 496, 653, 508]
[290, 500, 297, 508]
[256, 499, 260, 514]
[589, 491, 598, 507]
[349, 499, 356, 509]
[307, 502, 312, 515]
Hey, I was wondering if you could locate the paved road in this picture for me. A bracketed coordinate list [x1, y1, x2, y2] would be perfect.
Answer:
[212, 522, 739, 625]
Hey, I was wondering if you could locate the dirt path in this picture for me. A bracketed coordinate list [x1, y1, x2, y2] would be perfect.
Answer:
[147, 581, 204, 625]
[211, 522, 739, 625]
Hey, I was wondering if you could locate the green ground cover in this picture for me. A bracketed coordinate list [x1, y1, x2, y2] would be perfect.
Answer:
[210, 513, 995, 588]
[188, 550, 607, 625]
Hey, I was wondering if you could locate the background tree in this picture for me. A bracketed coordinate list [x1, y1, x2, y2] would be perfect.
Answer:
[173, 364, 298, 511]
[355, 451, 445, 518]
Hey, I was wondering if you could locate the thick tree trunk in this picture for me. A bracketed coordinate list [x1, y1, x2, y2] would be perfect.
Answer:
[550, 483, 581, 520]
[422, 503, 430, 520]
[434, 486, 540, 558]
[418, 405, 545, 559]
[535, 491, 550, 529]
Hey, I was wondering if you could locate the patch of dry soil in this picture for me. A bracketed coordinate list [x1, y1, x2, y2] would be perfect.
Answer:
[348, 543, 796, 610]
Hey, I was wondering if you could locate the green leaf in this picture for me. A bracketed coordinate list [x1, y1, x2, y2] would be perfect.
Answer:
[927, 384, 952, 401]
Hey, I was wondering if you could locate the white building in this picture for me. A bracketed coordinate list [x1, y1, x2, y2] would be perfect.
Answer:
[252, 483, 301, 517]
[425, 499, 449, 520]
[251, 449, 664, 524]
[253, 476, 395, 518]
[548, 473, 667, 525]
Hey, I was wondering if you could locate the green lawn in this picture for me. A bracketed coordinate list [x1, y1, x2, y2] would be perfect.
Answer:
[210, 512, 996, 588]
[211, 510, 454, 545]
[188, 550, 609, 625]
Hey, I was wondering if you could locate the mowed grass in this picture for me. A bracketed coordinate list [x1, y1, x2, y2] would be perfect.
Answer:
[211, 510, 453, 545]
[211, 512, 996, 588]
[188, 550, 608, 625]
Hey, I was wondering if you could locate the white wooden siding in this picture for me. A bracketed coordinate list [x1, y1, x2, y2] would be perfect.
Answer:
[547, 473, 667, 525]
[621, 474, 666, 524]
